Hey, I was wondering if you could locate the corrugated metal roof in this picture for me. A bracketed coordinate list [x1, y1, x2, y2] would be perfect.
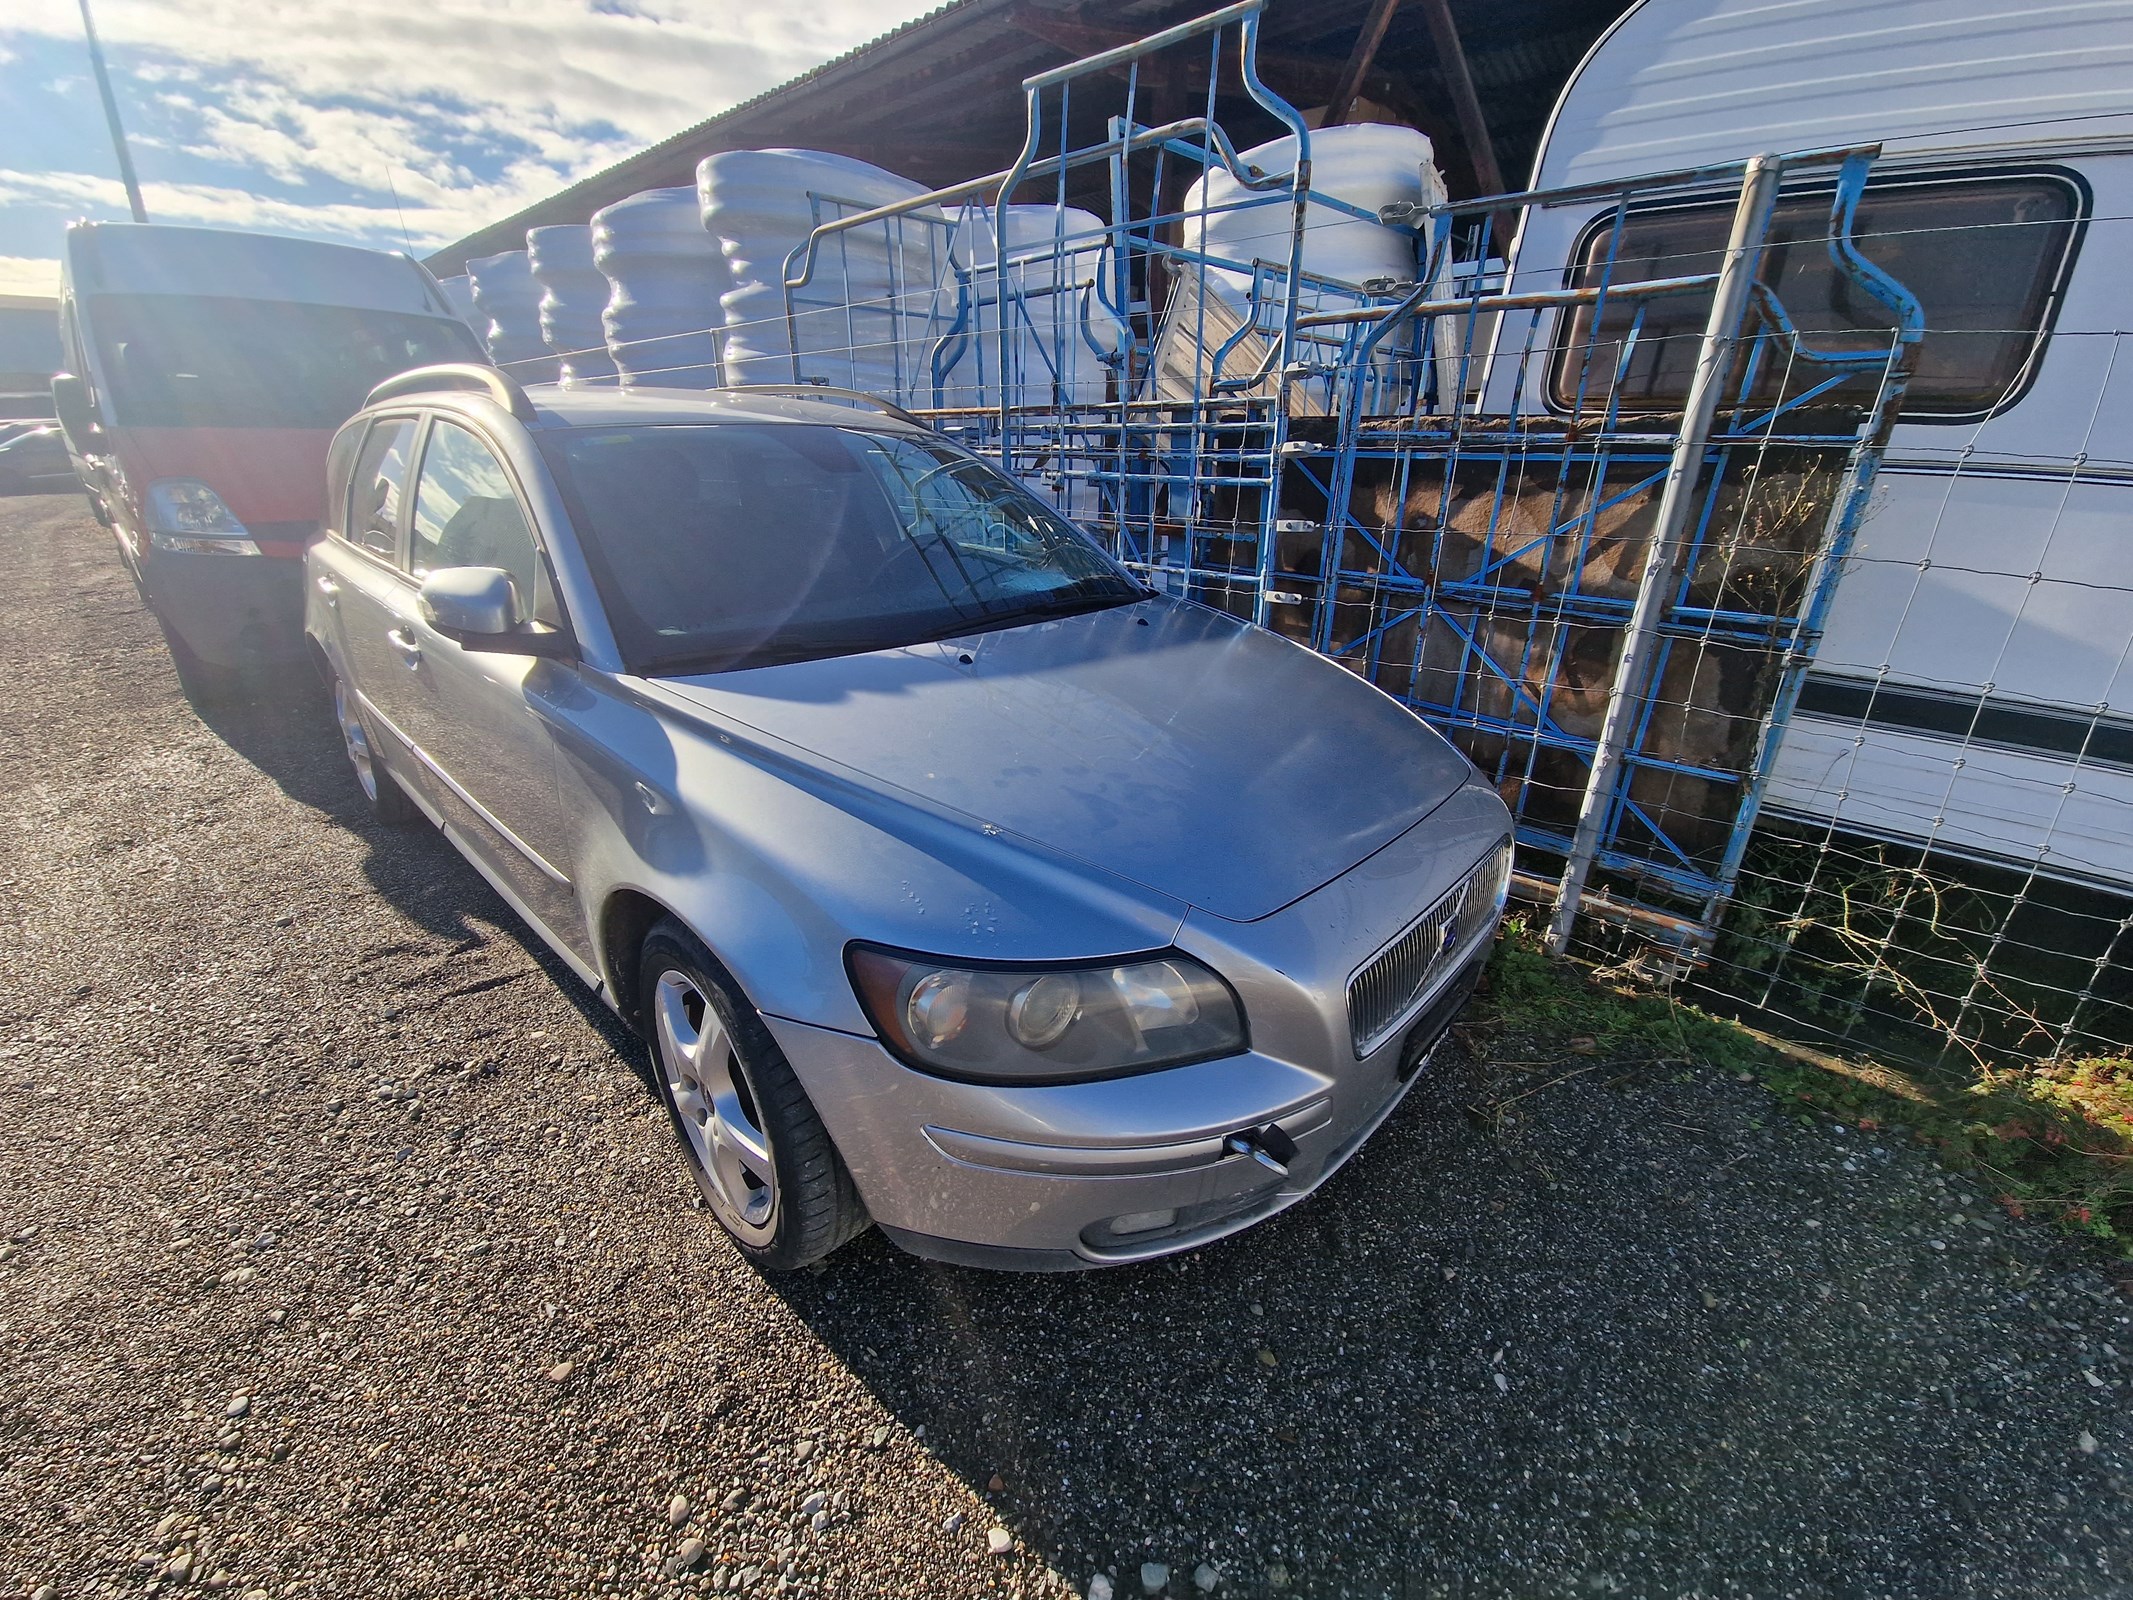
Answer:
[429, 0, 1631, 274]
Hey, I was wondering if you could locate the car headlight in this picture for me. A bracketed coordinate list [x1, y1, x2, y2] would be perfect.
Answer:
[847, 946, 1248, 1083]
[146, 479, 262, 555]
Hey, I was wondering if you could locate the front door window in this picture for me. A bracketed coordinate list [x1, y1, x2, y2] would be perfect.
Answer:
[409, 421, 542, 618]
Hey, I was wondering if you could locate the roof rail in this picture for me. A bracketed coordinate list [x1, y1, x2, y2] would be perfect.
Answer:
[714, 384, 925, 430]
[365, 363, 537, 422]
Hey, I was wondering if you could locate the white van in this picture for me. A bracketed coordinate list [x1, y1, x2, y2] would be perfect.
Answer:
[1490, 0, 2133, 899]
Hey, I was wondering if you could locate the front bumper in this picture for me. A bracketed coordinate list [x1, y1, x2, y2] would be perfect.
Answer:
[142, 547, 306, 667]
[767, 779, 1511, 1269]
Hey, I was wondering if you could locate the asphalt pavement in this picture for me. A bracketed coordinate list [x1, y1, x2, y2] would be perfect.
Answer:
[2, 493, 2129, 1600]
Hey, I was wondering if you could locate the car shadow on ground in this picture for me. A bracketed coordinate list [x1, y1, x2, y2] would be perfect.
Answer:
[179, 660, 355, 813]
[760, 1050, 2127, 1599]
[180, 665, 646, 1065]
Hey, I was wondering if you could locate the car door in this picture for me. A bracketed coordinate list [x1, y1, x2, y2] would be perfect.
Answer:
[326, 414, 435, 804]
[400, 417, 587, 955]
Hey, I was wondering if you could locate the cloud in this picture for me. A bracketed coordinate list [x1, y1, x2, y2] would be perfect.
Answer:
[0, 256, 62, 297]
[0, 163, 580, 253]
[7, 1, 912, 139]
[2, 0, 946, 253]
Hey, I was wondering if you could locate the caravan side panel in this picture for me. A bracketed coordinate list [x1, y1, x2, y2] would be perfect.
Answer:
[1508, 0, 2133, 894]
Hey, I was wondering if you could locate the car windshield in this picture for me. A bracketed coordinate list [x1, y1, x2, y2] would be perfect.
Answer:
[88, 293, 484, 429]
[539, 422, 1144, 673]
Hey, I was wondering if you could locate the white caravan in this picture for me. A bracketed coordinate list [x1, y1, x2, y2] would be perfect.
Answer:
[1491, 0, 2133, 897]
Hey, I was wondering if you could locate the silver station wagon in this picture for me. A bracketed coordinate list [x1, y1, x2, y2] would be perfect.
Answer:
[307, 366, 1512, 1271]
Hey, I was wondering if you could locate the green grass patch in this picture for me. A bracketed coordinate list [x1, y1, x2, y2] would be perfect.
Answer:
[1476, 914, 2133, 1254]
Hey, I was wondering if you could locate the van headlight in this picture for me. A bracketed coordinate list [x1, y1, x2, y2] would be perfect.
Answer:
[847, 946, 1247, 1082]
[146, 479, 262, 554]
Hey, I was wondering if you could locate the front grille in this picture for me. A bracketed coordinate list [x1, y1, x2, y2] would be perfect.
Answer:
[1347, 839, 1511, 1056]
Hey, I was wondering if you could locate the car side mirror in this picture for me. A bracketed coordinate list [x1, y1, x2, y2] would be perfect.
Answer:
[51, 373, 98, 447]
[418, 566, 575, 659]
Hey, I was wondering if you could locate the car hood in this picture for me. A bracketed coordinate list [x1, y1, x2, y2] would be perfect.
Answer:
[654, 598, 1477, 922]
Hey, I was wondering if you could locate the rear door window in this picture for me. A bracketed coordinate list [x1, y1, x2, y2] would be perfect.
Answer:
[345, 417, 417, 560]
[1553, 171, 2082, 419]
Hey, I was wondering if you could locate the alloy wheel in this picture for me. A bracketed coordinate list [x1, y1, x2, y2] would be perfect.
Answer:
[653, 969, 779, 1244]
[334, 677, 380, 802]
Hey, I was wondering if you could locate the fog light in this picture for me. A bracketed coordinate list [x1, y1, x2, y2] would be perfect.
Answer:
[1106, 1208, 1177, 1237]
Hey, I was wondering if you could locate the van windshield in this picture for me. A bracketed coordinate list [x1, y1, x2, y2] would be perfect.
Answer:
[539, 423, 1144, 674]
[88, 293, 484, 429]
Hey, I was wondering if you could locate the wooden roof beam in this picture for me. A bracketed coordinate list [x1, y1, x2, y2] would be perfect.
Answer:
[1324, 0, 1403, 126]
[1418, 0, 1504, 194]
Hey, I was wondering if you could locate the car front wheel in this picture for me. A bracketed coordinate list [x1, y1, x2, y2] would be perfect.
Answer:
[639, 918, 868, 1270]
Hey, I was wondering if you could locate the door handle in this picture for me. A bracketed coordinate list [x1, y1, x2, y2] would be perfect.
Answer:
[314, 573, 340, 607]
[385, 627, 422, 668]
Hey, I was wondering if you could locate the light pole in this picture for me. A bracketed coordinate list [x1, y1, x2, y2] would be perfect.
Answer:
[77, 0, 148, 223]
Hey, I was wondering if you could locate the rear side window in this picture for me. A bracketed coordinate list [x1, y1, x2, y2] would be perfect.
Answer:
[1553, 172, 2081, 419]
[346, 418, 417, 559]
[410, 421, 542, 612]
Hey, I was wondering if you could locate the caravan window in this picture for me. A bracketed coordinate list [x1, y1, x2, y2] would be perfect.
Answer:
[1553, 172, 2081, 419]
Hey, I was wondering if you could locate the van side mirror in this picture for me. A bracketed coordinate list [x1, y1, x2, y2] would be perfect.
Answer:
[51, 373, 98, 447]
[418, 566, 575, 659]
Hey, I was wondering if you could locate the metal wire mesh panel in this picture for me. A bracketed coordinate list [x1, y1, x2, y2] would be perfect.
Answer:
[1696, 297, 2133, 1064]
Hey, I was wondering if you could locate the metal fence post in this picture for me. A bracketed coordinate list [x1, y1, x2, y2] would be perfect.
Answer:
[1543, 152, 1782, 955]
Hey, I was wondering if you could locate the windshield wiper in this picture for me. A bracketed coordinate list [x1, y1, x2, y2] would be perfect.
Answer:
[647, 628, 914, 676]
[911, 587, 1137, 645]
[992, 587, 1139, 624]
[642, 588, 1140, 677]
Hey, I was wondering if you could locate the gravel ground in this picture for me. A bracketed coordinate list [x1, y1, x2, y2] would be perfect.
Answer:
[2, 492, 2131, 1600]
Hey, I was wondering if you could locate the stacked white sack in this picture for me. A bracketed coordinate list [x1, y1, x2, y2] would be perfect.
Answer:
[699, 149, 950, 405]
[432, 274, 480, 335]
[936, 204, 1126, 411]
[1158, 124, 1455, 414]
[465, 251, 559, 383]
[527, 224, 619, 385]
[592, 188, 727, 388]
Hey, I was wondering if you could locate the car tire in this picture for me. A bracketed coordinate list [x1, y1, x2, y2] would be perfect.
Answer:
[330, 667, 420, 824]
[638, 918, 869, 1270]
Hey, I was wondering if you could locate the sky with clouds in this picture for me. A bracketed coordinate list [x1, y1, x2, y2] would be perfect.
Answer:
[0, 0, 949, 297]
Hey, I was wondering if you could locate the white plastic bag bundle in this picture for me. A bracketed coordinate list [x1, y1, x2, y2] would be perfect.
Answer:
[592, 187, 727, 388]
[1185, 124, 1446, 289]
[935, 204, 1126, 411]
[699, 149, 949, 404]
[465, 250, 559, 383]
[526, 224, 618, 385]
[1157, 124, 1456, 415]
